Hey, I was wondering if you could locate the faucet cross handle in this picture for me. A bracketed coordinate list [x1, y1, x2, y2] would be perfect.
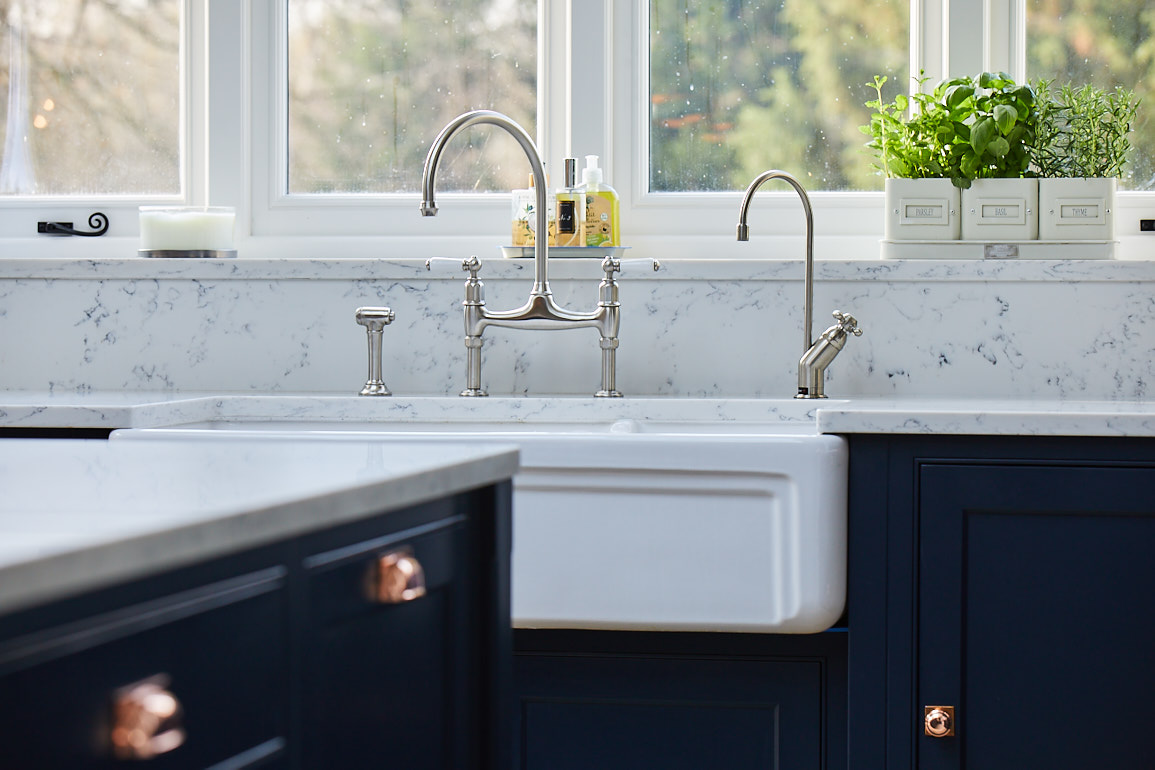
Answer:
[461, 255, 483, 280]
[832, 310, 863, 337]
[355, 306, 396, 397]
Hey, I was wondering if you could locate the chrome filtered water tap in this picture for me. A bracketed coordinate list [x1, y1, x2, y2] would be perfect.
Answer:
[737, 169, 862, 398]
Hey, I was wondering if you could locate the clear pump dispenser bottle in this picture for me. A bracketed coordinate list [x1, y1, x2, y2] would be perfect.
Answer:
[555, 157, 585, 247]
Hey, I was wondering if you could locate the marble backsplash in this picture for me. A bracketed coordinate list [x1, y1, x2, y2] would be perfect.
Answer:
[1, 257, 1152, 400]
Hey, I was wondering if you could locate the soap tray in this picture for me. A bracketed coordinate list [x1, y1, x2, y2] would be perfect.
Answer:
[502, 246, 630, 259]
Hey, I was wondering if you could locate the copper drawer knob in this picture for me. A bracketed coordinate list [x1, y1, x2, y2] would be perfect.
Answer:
[111, 677, 186, 760]
[924, 705, 956, 737]
[370, 549, 427, 604]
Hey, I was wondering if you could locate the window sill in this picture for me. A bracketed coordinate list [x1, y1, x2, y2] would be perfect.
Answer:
[2, 251, 1153, 283]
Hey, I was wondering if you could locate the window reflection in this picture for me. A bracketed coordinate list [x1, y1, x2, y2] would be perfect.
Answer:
[648, 0, 908, 193]
[0, 0, 180, 197]
[287, 0, 537, 195]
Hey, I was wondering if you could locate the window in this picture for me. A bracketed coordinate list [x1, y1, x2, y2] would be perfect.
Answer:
[1, 0, 1152, 258]
[647, 0, 908, 193]
[286, 0, 536, 195]
[0, 0, 181, 197]
[1025, 0, 1154, 190]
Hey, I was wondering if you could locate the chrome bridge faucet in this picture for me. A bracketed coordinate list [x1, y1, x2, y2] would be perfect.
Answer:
[737, 169, 862, 398]
[422, 109, 648, 398]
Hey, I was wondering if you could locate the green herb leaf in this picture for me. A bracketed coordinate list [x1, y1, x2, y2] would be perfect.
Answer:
[945, 84, 974, 110]
[994, 104, 1017, 135]
[961, 150, 981, 177]
[970, 116, 996, 154]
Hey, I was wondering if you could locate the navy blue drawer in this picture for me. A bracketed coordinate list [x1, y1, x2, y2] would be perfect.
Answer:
[0, 568, 289, 769]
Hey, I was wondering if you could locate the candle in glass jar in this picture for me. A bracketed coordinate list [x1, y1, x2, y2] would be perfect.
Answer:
[139, 207, 236, 251]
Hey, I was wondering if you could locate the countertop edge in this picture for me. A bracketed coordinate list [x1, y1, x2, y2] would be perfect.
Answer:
[4, 392, 1155, 438]
[0, 442, 518, 616]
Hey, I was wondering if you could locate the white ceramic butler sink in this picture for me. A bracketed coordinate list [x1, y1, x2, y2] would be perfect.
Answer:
[117, 397, 847, 633]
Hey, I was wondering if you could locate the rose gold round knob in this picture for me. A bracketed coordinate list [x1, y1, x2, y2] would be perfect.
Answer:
[369, 549, 427, 604]
[111, 677, 186, 760]
[924, 705, 955, 737]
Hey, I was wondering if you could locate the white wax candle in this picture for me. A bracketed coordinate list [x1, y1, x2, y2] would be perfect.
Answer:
[139, 207, 236, 251]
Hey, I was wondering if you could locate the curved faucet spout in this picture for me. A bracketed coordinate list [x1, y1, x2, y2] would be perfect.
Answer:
[420, 110, 551, 296]
[736, 170, 815, 358]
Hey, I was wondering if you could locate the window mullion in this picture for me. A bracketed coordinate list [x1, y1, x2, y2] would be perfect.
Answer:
[984, 0, 1026, 81]
[567, 0, 611, 170]
[947, 0, 984, 77]
[911, 0, 946, 86]
[249, 0, 281, 237]
[186, 0, 207, 206]
[539, 0, 569, 179]
[205, 0, 249, 233]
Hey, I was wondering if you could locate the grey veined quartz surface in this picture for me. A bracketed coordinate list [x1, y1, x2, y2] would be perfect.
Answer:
[0, 437, 518, 615]
[2, 391, 1155, 437]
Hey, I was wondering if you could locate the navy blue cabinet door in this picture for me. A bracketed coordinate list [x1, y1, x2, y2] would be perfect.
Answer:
[917, 462, 1155, 770]
[848, 437, 1155, 770]
[515, 630, 847, 770]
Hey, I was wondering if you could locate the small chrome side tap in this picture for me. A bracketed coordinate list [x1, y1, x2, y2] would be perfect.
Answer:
[737, 169, 862, 398]
[355, 306, 395, 396]
[422, 109, 649, 398]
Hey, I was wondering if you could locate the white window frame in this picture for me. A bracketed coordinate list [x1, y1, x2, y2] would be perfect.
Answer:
[243, 0, 564, 258]
[0, 0, 207, 258]
[2, 0, 1152, 259]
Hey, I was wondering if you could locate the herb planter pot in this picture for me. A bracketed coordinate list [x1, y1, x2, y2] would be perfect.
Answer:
[1038, 177, 1115, 241]
[961, 178, 1039, 241]
[884, 178, 961, 240]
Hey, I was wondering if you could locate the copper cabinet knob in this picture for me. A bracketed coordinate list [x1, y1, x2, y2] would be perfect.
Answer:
[110, 676, 186, 760]
[369, 549, 427, 604]
[924, 705, 956, 737]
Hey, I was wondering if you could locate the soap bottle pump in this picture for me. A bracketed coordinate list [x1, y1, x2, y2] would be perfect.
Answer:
[581, 154, 620, 247]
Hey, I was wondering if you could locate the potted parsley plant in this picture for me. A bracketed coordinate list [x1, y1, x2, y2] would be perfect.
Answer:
[864, 74, 962, 241]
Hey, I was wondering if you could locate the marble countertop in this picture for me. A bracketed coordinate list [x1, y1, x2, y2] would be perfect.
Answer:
[0, 436, 518, 615]
[2, 391, 1155, 437]
[3, 255, 1155, 282]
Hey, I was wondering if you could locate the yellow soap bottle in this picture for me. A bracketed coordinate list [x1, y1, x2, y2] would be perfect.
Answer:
[581, 155, 620, 247]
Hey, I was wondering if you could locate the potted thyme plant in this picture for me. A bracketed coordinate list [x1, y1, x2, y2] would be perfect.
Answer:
[864, 74, 961, 240]
[1033, 82, 1138, 242]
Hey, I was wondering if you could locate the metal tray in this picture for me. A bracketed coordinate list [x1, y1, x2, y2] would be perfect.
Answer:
[501, 246, 630, 259]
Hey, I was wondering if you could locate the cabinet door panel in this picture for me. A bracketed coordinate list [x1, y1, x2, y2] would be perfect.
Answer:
[517, 654, 823, 770]
[919, 463, 1155, 770]
[301, 515, 472, 769]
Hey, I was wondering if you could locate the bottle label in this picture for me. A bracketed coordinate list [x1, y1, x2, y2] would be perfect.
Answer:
[558, 199, 577, 234]
[585, 194, 615, 246]
[556, 196, 583, 246]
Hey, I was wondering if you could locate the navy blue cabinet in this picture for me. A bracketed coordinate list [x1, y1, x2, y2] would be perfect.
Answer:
[849, 436, 1155, 770]
[0, 482, 512, 769]
[514, 629, 847, 769]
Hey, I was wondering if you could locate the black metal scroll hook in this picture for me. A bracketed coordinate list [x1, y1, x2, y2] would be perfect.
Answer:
[37, 212, 109, 237]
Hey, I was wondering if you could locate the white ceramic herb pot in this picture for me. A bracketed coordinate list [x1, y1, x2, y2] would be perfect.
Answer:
[884, 178, 961, 240]
[1038, 177, 1116, 241]
[961, 178, 1039, 241]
